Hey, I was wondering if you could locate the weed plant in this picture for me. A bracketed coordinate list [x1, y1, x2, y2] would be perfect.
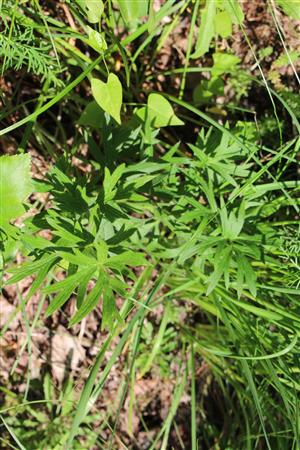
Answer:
[0, 1, 299, 449]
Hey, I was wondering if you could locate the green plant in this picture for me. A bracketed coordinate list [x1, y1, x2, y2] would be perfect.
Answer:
[0, 374, 102, 449]
[1, 1, 300, 449]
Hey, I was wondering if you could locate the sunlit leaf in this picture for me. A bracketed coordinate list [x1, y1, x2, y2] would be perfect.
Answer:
[214, 11, 232, 38]
[0, 154, 32, 232]
[206, 245, 232, 295]
[138, 94, 184, 128]
[115, 0, 148, 26]
[223, 0, 244, 23]
[275, 0, 300, 19]
[76, 0, 104, 23]
[211, 53, 240, 76]
[192, 0, 216, 58]
[102, 286, 121, 331]
[91, 74, 123, 124]
[86, 27, 107, 53]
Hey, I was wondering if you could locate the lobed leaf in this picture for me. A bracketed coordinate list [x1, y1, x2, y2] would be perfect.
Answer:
[69, 270, 107, 326]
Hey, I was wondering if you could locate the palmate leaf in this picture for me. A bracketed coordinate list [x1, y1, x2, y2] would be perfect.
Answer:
[7, 254, 58, 284]
[188, 129, 250, 189]
[76, 270, 92, 309]
[7, 237, 146, 326]
[0, 154, 33, 233]
[101, 285, 121, 331]
[188, 144, 238, 186]
[206, 244, 232, 295]
[42, 245, 146, 320]
[219, 199, 245, 240]
[69, 270, 106, 327]
[236, 252, 257, 298]
[105, 251, 147, 272]
[103, 164, 126, 203]
[44, 267, 96, 317]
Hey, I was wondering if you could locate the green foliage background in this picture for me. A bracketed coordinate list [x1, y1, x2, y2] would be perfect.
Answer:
[0, 0, 299, 449]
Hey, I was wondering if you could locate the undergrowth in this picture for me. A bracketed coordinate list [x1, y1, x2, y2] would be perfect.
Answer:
[0, 1, 300, 449]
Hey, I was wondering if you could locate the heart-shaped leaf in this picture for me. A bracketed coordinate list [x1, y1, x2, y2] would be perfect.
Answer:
[148, 94, 184, 127]
[86, 27, 107, 53]
[136, 93, 183, 128]
[91, 74, 122, 124]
